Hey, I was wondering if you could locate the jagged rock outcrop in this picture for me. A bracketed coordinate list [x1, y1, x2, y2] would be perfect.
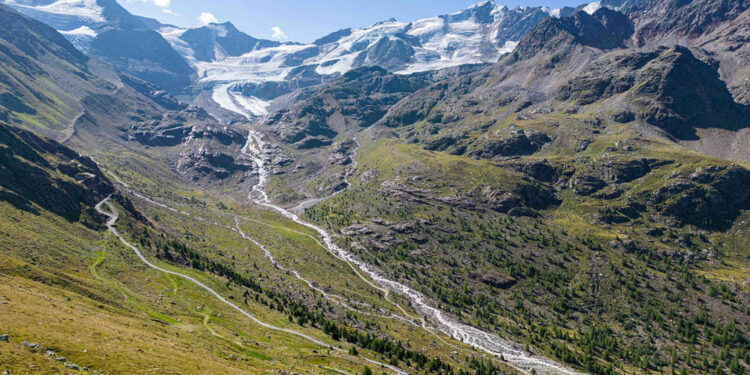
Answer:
[631, 47, 749, 139]
[650, 165, 750, 229]
[510, 8, 633, 62]
[125, 104, 213, 146]
[0, 122, 113, 223]
[468, 129, 551, 159]
[265, 67, 431, 149]
[381, 177, 558, 218]
[175, 126, 252, 181]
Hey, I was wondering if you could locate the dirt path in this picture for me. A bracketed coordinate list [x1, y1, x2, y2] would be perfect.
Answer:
[94, 196, 407, 375]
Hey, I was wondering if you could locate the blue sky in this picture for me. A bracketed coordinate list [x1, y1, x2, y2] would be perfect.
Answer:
[121, 0, 585, 42]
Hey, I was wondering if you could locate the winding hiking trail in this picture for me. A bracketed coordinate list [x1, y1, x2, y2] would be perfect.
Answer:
[98, 162, 418, 324]
[93, 130, 584, 374]
[242, 131, 584, 375]
[94, 196, 407, 375]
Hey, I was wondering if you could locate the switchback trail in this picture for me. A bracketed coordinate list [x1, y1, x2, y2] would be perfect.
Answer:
[94, 196, 407, 375]
[98, 162, 420, 325]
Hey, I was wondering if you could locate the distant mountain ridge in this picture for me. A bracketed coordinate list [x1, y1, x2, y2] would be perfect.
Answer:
[2, 0, 194, 91]
[170, 1, 575, 118]
[1, 0, 575, 116]
[4, 0, 750, 117]
[1, 1, 750, 375]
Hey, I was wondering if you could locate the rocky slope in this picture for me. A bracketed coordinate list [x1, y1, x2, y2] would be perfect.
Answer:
[609, 0, 750, 162]
[0, 5, 253, 185]
[1, 0, 749, 374]
[0, 121, 114, 223]
[287, 6, 750, 375]
[264, 66, 433, 149]
[2, 0, 194, 92]
[0, 3, 100, 138]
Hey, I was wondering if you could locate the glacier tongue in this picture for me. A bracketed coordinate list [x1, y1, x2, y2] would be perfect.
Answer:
[212, 83, 271, 119]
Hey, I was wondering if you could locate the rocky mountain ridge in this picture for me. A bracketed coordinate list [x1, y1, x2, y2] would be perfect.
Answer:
[2, 0, 194, 91]
[0, 1, 749, 374]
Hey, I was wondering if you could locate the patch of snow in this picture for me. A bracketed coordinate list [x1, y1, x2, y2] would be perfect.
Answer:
[159, 26, 198, 65]
[232, 93, 270, 116]
[59, 25, 97, 37]
[17, 0, 105, 22]
[314, 53, 357, 76]
[408, 17, 444, 36]
[491, 4, 508, 16]
[499, 40, 519, 54]
[209, 23, 228, 37]
[213, 44, 227, 61]
[583, 2, 602, 14]
[212, 83, 270, 119]
[543, 7, 562, 18]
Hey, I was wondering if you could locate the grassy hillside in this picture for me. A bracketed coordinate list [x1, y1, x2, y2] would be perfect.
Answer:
[302, 108, 750, 374]
[0, 119, 522, 375]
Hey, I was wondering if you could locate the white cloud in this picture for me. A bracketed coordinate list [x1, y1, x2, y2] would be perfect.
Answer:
[198, 12, 218, 25]
[124, 0, 175, 14]
[271, 26, 288, 40]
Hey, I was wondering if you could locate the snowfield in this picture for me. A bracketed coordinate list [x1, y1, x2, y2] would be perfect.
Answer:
[3, 0, 571, 119]
[157, 1, 564, 116]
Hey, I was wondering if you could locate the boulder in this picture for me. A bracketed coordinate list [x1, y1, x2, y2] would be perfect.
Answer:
[22, 341, 39, 349]
[612, 110, 635, 123]
[508, 160, 560, 183]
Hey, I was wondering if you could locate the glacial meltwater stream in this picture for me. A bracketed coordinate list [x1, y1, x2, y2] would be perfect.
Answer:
[241, 131, 583, 375]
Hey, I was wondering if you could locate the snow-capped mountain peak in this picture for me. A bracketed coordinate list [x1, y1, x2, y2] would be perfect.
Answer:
[468, 0, 495, 9]
[3, 0, 105, 32]
[3, 0, 575, 119]
[583, 2, 603, 14]
[153, 1, 563, 118]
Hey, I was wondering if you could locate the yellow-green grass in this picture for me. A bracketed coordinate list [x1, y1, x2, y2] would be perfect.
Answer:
[113, 186, 492, 369]
[0, 200, 420, 375]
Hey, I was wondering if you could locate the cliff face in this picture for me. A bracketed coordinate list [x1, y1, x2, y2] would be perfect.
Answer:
[0, 122, 113, 223]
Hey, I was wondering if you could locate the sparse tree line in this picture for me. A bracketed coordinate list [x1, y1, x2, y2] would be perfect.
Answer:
[127, 223, 505, 375]
[305, 187, 750, 375]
